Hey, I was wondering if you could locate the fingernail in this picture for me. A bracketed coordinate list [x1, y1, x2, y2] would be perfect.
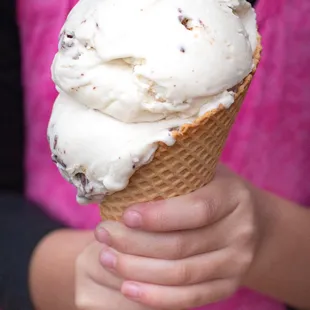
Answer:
[123, 211, 142, 228]
[100, 250, 117, 269]
[122, 282, 141, 299]
[96, 226, 112, 245]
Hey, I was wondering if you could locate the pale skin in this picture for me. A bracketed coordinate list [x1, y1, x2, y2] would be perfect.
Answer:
[30, 165, 310, 310]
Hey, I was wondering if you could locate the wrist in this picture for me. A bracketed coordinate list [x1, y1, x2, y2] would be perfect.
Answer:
[29, 229, 93, 310]
[242, 187, 310, 287]
[242, 187, 277, 286]
[240, 189, 310, 307]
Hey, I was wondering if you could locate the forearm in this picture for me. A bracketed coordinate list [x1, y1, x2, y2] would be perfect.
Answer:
[29, 229, 93, 310]
[244, 189, 310, 308]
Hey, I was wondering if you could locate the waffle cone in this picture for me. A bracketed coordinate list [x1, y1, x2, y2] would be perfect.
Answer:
[100, 38, 262, 221]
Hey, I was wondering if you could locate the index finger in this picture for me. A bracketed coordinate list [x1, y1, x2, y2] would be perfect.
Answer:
[122, 179, 237, 232]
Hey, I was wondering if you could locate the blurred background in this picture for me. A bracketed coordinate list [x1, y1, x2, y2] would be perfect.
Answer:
[0, 0, 24, 195]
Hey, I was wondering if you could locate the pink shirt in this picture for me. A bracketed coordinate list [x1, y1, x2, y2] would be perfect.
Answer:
[17, 0, 310, 309]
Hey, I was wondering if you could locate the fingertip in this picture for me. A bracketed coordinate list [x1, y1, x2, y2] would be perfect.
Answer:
[124, 199, 173, 231]
[122, 282, 166, 309]
[100, 248, 117, 269]
[95, 224, 112, 245]
[123, 210, 142, 228]
[121, 281, 142, 300]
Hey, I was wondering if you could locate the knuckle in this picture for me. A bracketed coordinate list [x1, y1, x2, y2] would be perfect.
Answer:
[102, 222, 132, 254]
[142, 200, 167, 229]
[229, 248, 254, 276]
[242, 244, 255, 263]
[154, 210, 167, 230]
[116, 232, 131, 253]
[193, 197, 217, 225]
[236, 252, 253, 273]
[171, 234, 187, 259]
[236, 223, 256, 246]
[241, 251, 255, 269]
[175, 263, 192, 285]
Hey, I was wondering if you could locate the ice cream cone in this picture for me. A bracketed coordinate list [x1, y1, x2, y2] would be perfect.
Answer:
[99, 38, 262, 221]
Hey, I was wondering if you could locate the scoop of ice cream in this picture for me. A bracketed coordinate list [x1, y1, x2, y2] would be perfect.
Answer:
[48, 90, 238, 203]
[52, 0, 257, 123]
[47, 94, 191, 204]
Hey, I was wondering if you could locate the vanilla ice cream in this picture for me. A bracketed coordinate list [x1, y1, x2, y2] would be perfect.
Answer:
[48, 0, 258, 204]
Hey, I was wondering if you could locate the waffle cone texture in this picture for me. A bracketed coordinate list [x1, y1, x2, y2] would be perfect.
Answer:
[100, 37, 262, 221]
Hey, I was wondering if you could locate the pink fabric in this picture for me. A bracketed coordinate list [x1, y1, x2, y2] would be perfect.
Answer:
[222, 0, 310, 206]
[17, 0, 310, 309]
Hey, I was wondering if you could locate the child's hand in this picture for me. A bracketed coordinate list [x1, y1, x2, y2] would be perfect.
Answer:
[75, 241, 155, 310]
[96, 165, 262, 309]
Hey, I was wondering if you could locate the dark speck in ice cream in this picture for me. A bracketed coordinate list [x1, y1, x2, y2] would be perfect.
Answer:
[58, 158, 67, 169]
[179, 16, 193, 31]
[53, 135, 58, 150]
[75, 172, 88, 187]
[51, 155, 57, 164]
[73, 52, 81, 60]
[180, 47, 185, 53]
[52, 154, 67, 169]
